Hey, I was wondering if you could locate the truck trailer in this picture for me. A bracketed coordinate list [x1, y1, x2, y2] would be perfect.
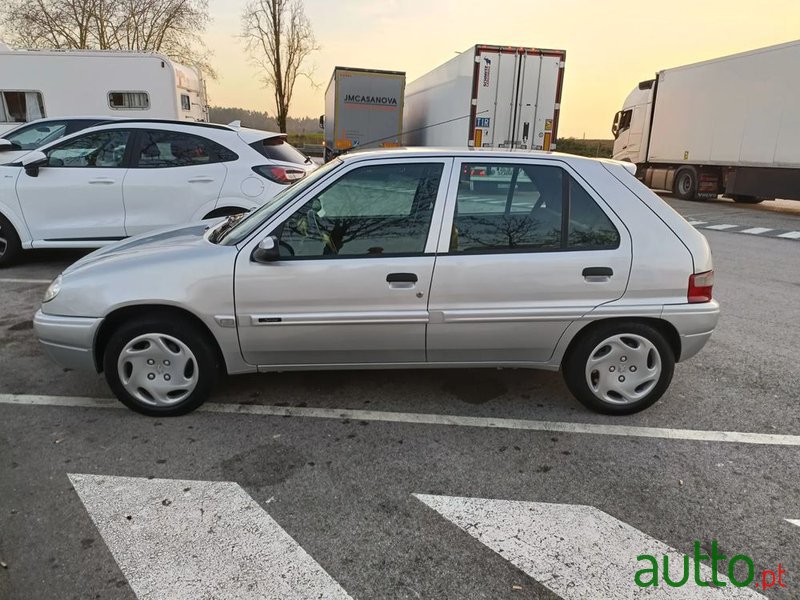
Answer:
[612, 40, 800, 203]
[0, 44, 208, 135]
[403, 44, 566, 150]
[323, 67, 405, 161]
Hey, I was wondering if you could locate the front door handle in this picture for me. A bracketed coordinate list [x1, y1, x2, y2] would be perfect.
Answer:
[188, 177, 215, 183]
[387, 273, 418, 283]
[582, 267, 613, 281]
[88, 178, 115, 185]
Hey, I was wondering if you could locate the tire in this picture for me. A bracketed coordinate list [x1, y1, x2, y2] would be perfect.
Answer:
[672, 168, 698, 200]
[103, 316, 219, 416]
[562, 321, 675, 415]
[0, 214, 23, 268]
[730, 195, 764, 204]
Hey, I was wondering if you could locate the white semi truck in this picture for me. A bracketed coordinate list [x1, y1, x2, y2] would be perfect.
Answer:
[0, 44, 208, 135]
[612, 40, 800, 203]
[403, 44, 566, 150]
[322, 67, 405, 161]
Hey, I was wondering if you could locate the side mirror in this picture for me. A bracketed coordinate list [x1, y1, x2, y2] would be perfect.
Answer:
[21, 150, 47, 177]
[0, 138, 14, 151]
[611, 111, 621, 139]
[319, 115, 324, 130]
[252, 235, 280, 263]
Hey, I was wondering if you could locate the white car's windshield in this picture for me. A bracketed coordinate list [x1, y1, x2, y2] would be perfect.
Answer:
[219, 158, 342, 245]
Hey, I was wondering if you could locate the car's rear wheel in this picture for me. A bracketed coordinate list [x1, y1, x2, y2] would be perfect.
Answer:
[103, 317, 219, 416]
[0, 214, 23, 268]
[562, 322, 675, 415]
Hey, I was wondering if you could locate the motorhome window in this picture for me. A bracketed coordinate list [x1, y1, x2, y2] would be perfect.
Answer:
[108, 92, 150, 110]
[181, 94, 191, 111]
[134, 130, 238, 167]
[0, 91, 45, 123]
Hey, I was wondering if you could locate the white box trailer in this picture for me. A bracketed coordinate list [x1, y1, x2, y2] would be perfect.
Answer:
[403, 44, 566, 150]
[612, 40, 800, 202]
[0, 45, 208, 135]
[323, 67, 405, 161]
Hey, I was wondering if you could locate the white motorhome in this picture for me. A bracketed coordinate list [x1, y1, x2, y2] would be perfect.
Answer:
[0, 44, 208, 135]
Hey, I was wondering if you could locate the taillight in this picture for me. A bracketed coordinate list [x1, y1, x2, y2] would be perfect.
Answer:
[252, 165, 306, 184]
[688, 270, 714, 303]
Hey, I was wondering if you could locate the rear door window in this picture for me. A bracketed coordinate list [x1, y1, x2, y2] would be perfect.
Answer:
[250, 137, 309, 165]
[133, 130, 238, 167]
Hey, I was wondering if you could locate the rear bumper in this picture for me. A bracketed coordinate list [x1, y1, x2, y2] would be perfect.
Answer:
[661, 300, 720, 361]
[33, 310, 102, 371]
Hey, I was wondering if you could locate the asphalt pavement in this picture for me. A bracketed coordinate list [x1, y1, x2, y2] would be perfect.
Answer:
[1, 195, 799, 599]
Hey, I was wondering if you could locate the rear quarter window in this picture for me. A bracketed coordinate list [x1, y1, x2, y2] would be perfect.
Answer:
[250, 137, 308, 165]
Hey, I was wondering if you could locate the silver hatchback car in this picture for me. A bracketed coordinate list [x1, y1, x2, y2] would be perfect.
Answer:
[34, 149, 719, 416]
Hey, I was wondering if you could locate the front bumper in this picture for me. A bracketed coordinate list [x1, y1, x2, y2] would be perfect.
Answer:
[33, 309, 102, 371]
[661, 299, 721, 361]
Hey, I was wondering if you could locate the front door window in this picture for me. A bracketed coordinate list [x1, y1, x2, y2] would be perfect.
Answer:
[277, 162, 444, 258]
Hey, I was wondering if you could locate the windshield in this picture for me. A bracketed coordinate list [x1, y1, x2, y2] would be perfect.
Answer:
[219, 158, 342, 245]
[3, 121, 69, 150]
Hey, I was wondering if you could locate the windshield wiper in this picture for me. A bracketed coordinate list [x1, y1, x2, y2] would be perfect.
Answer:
[210, 212, 247, 243]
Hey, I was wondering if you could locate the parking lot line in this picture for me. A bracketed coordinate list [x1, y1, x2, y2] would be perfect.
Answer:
[778, 231, 800, 239]
[0, 277, 51, 284]
[3, 392, 800, 446]
[705, 224, 738, 230]
[740, 227, 773, 235]
[70, 474, 352, 600]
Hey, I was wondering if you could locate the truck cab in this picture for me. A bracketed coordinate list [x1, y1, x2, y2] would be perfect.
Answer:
[611, 80, 654, 165]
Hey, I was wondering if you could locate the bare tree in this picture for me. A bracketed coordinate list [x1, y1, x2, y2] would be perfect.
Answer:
[0, 0, 214, 75]
[241, 0, 317, 132]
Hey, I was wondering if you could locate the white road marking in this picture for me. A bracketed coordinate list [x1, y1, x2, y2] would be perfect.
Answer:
[0, 277, 51, 284]
[687, 220, 707, 226]
[415, 495, 764, 599]
[778, 231, 800, 239]
[69, 474, 352, 600]
[785, 519, 800, 528]
[3, 393, 800, 446]
[739, 227, 773, 235]
[705, 224, 738, 230]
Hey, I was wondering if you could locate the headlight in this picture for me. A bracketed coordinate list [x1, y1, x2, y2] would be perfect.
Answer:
[43, 275, 62, 303]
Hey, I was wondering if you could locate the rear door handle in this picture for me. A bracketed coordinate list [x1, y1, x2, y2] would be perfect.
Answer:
[88, 178, 115, 185]
[386, 273, 418, 283]
[582, 267, 613, 281]
[188, 177, 215, 183]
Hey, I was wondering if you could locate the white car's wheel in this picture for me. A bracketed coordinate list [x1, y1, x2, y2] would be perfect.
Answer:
[0, 214, 22, 268]
[563, 322, 675, 415]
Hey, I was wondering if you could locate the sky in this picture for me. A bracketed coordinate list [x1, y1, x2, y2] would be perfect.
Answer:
[204, 0, 800, 138]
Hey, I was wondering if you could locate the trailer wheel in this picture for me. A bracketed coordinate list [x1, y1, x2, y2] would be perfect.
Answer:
[730, 195, 764, 204]
[673, 168, 698, 200]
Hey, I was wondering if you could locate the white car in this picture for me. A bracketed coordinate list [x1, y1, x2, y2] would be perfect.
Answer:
[0, 120, 316, 266]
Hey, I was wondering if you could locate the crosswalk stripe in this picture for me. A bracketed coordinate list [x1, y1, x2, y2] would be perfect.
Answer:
[705, 224, 738, 230]
[686, 220, 707, 226]
[416, 495, 765, 599]
[778, 231, 800, 239]
[740, 227, 773, 235]
[69, 474, 352, 600]
[785, 519, 800, 528]
[4, 393, 800, 446]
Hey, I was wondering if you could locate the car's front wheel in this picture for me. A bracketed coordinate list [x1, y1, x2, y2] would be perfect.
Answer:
[0, 214, 22, 268]
[562, 322, 675, 415]
[103, 317, 219, 416]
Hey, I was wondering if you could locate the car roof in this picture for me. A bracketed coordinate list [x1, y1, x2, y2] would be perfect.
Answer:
[337, 147, 638, 174]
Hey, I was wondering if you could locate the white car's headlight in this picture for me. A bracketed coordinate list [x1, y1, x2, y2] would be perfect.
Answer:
[43, 275, 62, 303]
